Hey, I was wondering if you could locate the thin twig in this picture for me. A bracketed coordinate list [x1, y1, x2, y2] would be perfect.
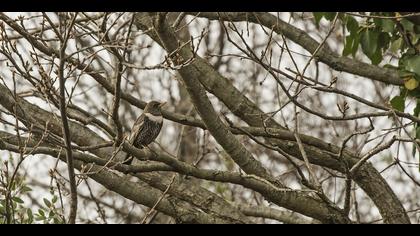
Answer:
[345, 12, 420, 19]
[58, 13, 78, 224]
[294, 129, 321, 189]
[301, 13, 339, 78]
[141, 174, 176, 224]
[349, 136, 399, 175]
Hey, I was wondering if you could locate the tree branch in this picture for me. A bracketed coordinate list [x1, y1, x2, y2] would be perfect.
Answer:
[186, 12, 403, 86]
[57, 13, 78, 224]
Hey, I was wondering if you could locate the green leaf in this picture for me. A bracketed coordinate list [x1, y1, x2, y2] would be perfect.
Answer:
[398, 69, 414, 78]
[411, 33, 420, 45]
[391, 38, 403, 54]
[43, 198, 51, 208]
[343, 35, 354, 56]
[404, 55, 420, 76]
[12, 197, 24, 204]
[346, 16, 359, 34]
[380, 19, 395, 33]
[323, 12, 337, 21]
[361, 29, 381, 63]
[373, 17, 382, 27]
[390, 95, 405, 112]
[21, 186, 32, 193]
[27, 208, 33, 223]
[414, 99, 420, 117]
[378, 32, 391, 49]
[48, 210, 55, 218]
[52, 195, 58, 204]
[38, 208, 45, 216]
[414, 25, 420, 34]
[53, 215, 64, 224]
[343, 33, 360, 57]
[313, 12, 324, 26]
[408, 88, 420, 98]
[361, 29, 378, 54]
[371, 47, 383, 65]
[400, 19, 414, 32]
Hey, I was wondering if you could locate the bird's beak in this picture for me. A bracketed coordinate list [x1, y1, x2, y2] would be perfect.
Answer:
[159, 102, 167, 108]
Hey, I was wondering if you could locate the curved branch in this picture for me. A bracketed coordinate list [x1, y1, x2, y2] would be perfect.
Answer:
[186, 12, 403, 86]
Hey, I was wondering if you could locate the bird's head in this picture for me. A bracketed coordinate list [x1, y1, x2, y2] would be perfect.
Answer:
[144, 100, 166, 115]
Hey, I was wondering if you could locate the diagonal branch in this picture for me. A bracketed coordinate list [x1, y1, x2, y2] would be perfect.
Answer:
[151, 13, 274, 182]
[57, 13, 78, 224]
[186, 12, 403, 86]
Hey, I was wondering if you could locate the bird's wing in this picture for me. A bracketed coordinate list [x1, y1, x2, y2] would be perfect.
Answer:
[128, 113, 147, 143]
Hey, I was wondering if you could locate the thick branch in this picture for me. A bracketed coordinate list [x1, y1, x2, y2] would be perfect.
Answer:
[151, 14, 273, 181]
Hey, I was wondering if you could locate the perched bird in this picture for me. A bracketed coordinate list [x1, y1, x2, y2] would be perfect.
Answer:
[124, 100, 166, 164]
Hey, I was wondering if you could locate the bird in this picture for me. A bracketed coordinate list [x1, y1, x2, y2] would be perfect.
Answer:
[124, 100, 166, 165]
